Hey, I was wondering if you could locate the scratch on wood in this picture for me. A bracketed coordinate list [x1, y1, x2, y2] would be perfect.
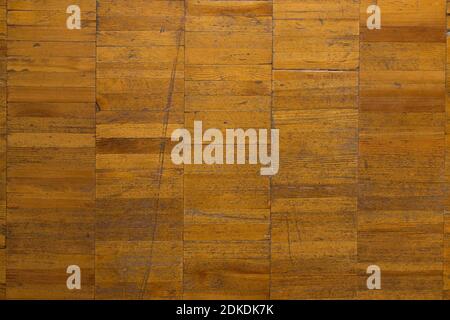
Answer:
[294, 220, 301, 242]
[139, 18, 185, 300]
[286, 215, 295, 264]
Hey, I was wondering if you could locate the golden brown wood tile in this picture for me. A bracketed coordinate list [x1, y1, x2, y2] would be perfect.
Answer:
[0, 0, 5, 300]
[95, 0, 184, 300]
[184, 0, 272, 299]
[6, 0, 95, 299]
[358, 0, 446, 300]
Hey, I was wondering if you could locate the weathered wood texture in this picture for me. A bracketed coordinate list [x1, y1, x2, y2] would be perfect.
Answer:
[274, 0, 359, 70]
[184, 0, 272, 299]
[272, 0, 359, 299]
[445, 0, 450, 300]
[95, 0, 184, 299]
[0, 0, 448, 300]
[0, 0, 5, 300]
[6, 0, 96, 299]
[359, 0, 446, 299]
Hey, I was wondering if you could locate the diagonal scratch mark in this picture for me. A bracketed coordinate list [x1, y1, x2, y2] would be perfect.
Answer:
[139, 18, 185, 300]
[294, 220, 301, 241]
[285, 215, 295, 265]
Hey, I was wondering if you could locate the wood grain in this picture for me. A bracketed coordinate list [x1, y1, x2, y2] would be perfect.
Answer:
[273, 0, 359, 70]
[95, 0, 184, 300]
[271, 0, 359, 299]
[272, 70, 358, 299]
[6, 0, 95, 299]
[0, 0, 5, 300]
[445, 0, 450, 300]
[184, 0, 271, 299]
[0, 0, 448, 300]
[358, 0, 446, 299]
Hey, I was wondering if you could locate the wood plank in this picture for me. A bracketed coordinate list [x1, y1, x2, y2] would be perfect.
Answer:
[0, 0, 5, 301]
[95, 0, 184, 300]
[271, 0, 358, 300]
[184, 0, 271, 299]
[358, 0, 446, 299]
[445, 0, 450, 300]
[271, 70, 358, 299]
[273, 0, 359, 70]
[6, 0, 95, 299]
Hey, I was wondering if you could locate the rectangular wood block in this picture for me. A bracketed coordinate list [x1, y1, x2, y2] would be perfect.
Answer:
[359, 0, 446, 300]
[271, 70, 358, 299]
[95, 0, 184, 300]
[445, 0, 450, 300]
[273, 0, 359, 70]
[0, 0, 4, 299]
[184, 0, 272, 299]
[6, 0, 96, 299]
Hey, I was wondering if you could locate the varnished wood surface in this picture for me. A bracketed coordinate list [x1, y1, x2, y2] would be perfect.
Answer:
[6, 0, 96, 299]
[0, 0, 448, 299]
[96, 0, 184, 299]
[0, 0, 6, 299]
[359, 0, 446, 299]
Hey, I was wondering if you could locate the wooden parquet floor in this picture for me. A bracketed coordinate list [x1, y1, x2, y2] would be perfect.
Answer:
[0, 0, 449, 299]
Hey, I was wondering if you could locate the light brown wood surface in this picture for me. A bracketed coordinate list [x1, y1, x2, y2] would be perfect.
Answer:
[6, 0, 96, 299]
[0, 0, 5, 300]
[0, 0, 448, 300]
[359, 0, 446, 300]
